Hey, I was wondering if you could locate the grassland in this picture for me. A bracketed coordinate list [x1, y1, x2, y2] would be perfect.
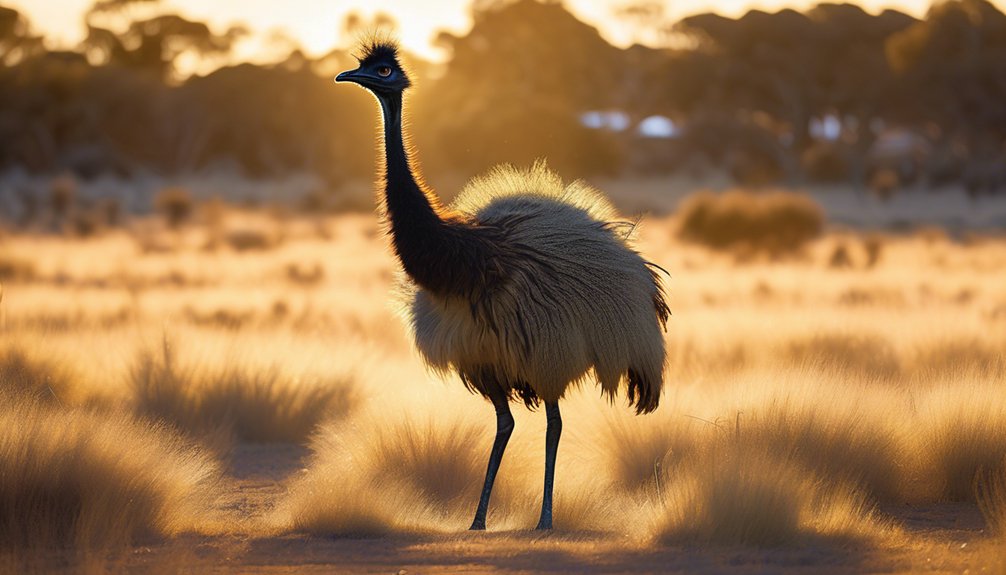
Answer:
[1, 200, 1005, 573]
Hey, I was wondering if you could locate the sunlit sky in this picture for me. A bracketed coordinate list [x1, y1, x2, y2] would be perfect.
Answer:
[9, 0, 991, 62]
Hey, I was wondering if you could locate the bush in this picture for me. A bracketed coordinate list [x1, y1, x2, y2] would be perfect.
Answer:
[675, 190, 824, 256]
[130, 345, 357, 443]
[278, 413, 518, 534]
[0, 397, 220, 553]
[48, 175, 77, 221]
[802, 142, 850, 183]
[155, 187, 195, 229]
[225, 228, 276, 251]
[0, 256, 36, 282]
[868, 169, 899, 202]
[655, 450, 885, 546]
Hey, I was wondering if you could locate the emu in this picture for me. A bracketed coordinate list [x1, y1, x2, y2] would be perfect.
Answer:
[337, 39, 669, 531]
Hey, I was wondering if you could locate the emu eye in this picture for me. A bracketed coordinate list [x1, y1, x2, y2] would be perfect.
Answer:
[377, 66, 392, 78]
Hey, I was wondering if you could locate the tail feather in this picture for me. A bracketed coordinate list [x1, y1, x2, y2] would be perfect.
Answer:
[647, 262, 671, 329]
[627, 368, 660, 414]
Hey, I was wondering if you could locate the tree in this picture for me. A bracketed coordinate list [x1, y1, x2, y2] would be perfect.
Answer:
[0, 5, 44, 65]
[416, 0, 624, 176]
[83, 0, 244, 82]
[886, 0, 1006, 156]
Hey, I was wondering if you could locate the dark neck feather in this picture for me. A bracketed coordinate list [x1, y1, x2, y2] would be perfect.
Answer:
[377, 93, 499, 297]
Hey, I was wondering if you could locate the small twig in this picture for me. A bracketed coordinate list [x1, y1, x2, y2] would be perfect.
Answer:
[654, 459, 666, 506]
[683, 414, 724, 430]
[47, 384, 65, 410]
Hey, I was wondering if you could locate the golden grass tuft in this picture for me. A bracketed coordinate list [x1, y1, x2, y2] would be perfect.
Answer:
[0, 396, 221, 553]
[914, 386, 1006, 502]
[278, 413, 501, 534]
[978, 462, 1006, 535]
[654, 450, 889, 546]
[735, 398, 904, 502]
[675, 190, 824, 256]
[0, 346, 81, 405]
[0, 254, 36, 282]
[910, 338, 1006, 380]
[130, 343, 357, 443]
[784, 333, 901, 381]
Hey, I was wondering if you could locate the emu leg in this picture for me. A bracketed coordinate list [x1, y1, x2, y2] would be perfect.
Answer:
[535, 400, 562, 530]
[469, 386, 514, 530]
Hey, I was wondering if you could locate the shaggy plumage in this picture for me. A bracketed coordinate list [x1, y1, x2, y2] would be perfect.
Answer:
[406, 162, 668, 413]
[336, 38, 669, 531]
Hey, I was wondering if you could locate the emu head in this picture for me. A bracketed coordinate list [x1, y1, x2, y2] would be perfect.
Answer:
[336, 39, 411, 96]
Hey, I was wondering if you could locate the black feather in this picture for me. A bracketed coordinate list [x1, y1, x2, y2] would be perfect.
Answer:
[357, 36, 400, 65]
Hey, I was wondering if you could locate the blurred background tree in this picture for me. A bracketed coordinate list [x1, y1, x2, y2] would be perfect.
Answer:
[1, 0, 1005, 201]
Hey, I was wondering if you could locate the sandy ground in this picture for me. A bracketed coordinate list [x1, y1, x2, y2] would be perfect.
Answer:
[100, 444, 1000, 574]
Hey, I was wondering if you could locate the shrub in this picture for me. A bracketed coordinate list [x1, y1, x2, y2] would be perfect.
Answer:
[654, 450, 887, 546]
[802, 142, 850, 183]
[278, 413, 523, 534]
[915, 389, 1006, 502]
[828, 242, 853, 269]
[66, 208, 104, 238]
[130, 345, 357, 443]
[863, 234, 884, 268]
[0, 256, 36, 282]
[0, 397, 220, 553]
[284, 263, 325, 285]
[868, 169, 899, 202]
[48, 175, 77, 221]
[155, 187, 195, 229]
[225, 228, 276, 251]
[676, 190, 824, 256]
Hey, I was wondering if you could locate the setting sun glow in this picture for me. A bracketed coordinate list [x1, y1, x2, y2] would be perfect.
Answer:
[12, 0, 998, 63]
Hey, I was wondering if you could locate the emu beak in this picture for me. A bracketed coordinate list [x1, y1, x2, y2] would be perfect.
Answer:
[335, 69, 362, 84]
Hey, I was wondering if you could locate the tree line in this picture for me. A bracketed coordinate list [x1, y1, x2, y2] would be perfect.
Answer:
[1, 0, 1004, 195]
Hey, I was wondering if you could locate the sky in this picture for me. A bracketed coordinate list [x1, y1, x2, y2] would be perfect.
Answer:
[7, 0, 982, 63]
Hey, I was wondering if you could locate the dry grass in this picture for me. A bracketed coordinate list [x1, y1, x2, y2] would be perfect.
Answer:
[0, 346, 80, 405]
[675, 190, 824, 256]
[130, 340, 357, 443]
[0, 395, 221, 554]
[783, 333, 901, 381]
[913, 386, 1006, 502]
[278, 412, 512, 534]
[1, 205, 1005, 569]
[654, 451, 889, 546]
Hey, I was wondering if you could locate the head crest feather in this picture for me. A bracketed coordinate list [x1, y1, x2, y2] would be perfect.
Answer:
[356, 34, 400, 64]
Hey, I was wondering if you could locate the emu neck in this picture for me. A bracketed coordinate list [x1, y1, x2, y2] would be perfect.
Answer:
[379, 94, 438, 225]
[377, 93, 487, 297]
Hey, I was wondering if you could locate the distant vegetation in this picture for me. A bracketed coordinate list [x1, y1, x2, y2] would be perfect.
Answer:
[676, 190, 824, 256]
[1, 0, 1005, 203]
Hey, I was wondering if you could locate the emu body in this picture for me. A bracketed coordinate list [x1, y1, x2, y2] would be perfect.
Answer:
[337, 39, 668, 531]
